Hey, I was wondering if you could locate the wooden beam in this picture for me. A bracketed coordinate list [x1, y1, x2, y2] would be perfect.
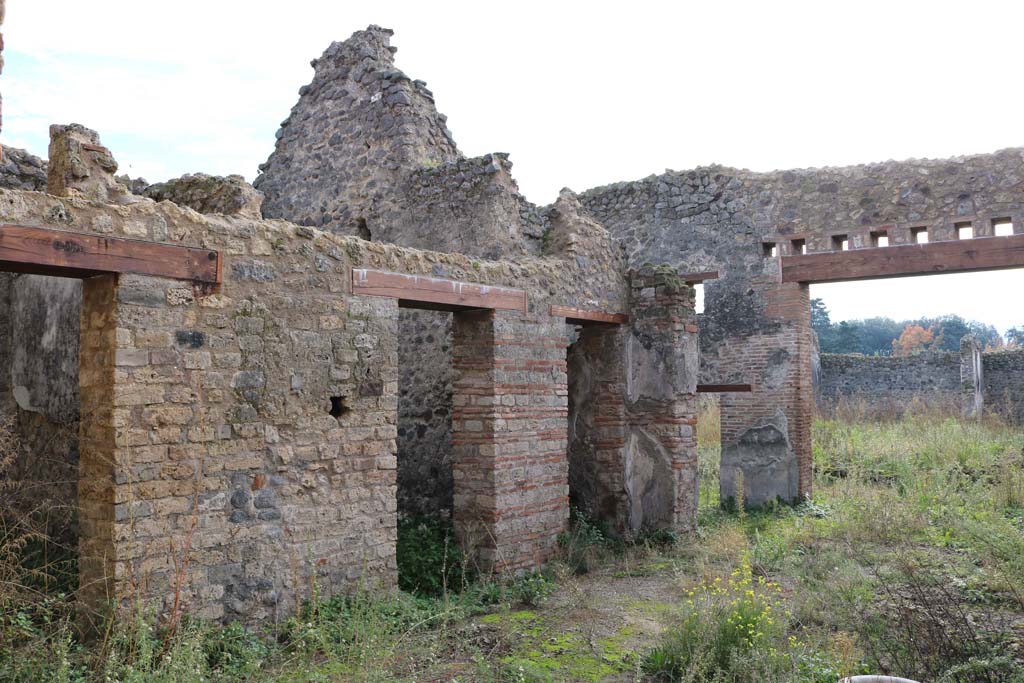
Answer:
[781, 234, 1024, 284]
[0, 224, 221, 283]
[351, 268, 528, 313]
[697, 384, 753, 393]
[680, 270, 719, 284]
[549, 305, 628, 326]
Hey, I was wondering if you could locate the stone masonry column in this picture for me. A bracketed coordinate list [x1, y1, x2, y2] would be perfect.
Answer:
[78, 273, 214, 628]
[451, 309, 569, 572]
[625, 266, 699, 532]
[960, 334, 984, 420]
[77, 274, 119, 630]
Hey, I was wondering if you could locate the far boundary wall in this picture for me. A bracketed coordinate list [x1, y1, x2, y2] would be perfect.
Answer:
[817, 346, 1024, 422]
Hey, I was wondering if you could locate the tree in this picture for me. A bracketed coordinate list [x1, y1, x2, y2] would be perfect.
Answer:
[811, 298, 831, 330]
[892, 324, 935, 356]
[859, 317, 903, 356]
[1007, 327, 1024, 348]
[832, 320, 863, 354]
[967, 321, 1003, 350]
[811, 298, 838, 352]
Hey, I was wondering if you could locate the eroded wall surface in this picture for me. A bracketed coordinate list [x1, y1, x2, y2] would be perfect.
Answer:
[817, 348, 1024, 423]
[818, 351, 962, 410]
[579, 151, 1024, 502]
[253, 26, 634, 519]
[983, 351, 1024, 423]
[0, 178, 646, 622]
[0, 274, 81, 546]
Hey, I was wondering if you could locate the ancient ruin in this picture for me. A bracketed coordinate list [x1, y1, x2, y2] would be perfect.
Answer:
[1, 22, 1023, 629]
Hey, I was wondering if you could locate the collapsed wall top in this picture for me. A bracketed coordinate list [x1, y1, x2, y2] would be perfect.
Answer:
[254, 25, 459, 234]
[253, 26, 550, 260]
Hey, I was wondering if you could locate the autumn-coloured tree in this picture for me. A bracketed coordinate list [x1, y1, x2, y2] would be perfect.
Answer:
[892, 324, 935, 356]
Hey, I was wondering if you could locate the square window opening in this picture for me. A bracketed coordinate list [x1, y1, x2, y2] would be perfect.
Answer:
[832, 235, 848, 251]
[762, 242, 777, 258]
[870, 231, 889, 248]
[956, 222, 973, 240]
[791, 239, 806, 255]
[993, 218, 1014, 237]
[911, 227, 929, 244]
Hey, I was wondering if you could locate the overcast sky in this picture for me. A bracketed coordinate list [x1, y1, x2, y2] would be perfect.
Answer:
[4, 0, 1022, 334]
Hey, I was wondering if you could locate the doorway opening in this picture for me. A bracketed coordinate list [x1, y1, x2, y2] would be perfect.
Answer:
[394, 307, 460, 594]
[0, 273, 83, 605]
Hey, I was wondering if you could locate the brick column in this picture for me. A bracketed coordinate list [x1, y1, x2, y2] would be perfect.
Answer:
[625, 267, 699, 532]
[719, 281, 812, 507]
[451, 309, 569, 572]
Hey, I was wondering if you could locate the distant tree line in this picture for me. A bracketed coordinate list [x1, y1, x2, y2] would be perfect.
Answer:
[811, 298, 1021, 356]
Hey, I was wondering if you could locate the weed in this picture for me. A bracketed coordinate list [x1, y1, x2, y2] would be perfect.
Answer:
[396, 513, 472, 597]
[556, 507, 618, 575]
[644, 555, 845, 682]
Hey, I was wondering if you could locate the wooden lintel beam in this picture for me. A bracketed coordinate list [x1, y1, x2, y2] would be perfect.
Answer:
[550, 305, 628, 326]
[0, 224, 221, 283]
[781, 234, 1024, 284]
[680, 270, 719, 284]
[697, 384, 753, 393]
[351, 268, 528, 313]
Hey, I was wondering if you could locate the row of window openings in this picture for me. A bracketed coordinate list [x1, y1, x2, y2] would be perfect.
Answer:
[763, 218, 1015, 256]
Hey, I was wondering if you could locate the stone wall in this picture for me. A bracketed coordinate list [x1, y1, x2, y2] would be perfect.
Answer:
[0, 275, 81, 548]
[144, 174, 264, 218]
[817, 348, 1024, 422]
[0, 147, 48, 190]
[0, 172, 688, 624]
[579, 150, 1024, 503]
[983, 350, 1024, 423]
[253, 26, 636, 520]
[818, 351, 962, 411]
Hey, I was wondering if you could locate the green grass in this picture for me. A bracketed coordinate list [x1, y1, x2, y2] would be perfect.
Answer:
[660, 409, 1024, 683]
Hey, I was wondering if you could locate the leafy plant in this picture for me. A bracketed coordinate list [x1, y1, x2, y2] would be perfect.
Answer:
[644, 555, 839, 682]
[396, 514, 471, 596]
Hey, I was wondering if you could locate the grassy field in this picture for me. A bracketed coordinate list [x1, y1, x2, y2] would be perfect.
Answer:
[2, 405, 1024, 682]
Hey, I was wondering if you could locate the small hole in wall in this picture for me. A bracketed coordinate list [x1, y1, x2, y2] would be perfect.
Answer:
[993, 218, 1014, 237]
[832, 235, 848, 251]
[956, 222, 974, 240]
[356, 218, 371, 241]
[791, 238, 806, 255]
[329, 396, 350, 419]
[762, 242, 777, 257]
[694, 284, 705, 314]
[912, 227, 929, 244]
